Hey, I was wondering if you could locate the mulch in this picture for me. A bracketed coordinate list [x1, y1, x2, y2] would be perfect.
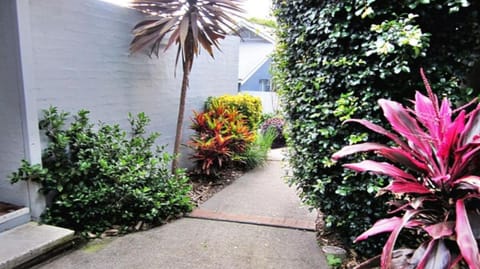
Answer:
[187, 168, 245, 207]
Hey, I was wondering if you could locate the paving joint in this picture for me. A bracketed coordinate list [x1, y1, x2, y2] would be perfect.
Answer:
[187, 208, 316, 231]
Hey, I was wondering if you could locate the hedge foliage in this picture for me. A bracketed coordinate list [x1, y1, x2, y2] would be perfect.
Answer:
[11, 107, 192, 235]
[206, 93, 263, 131]
[273, 0, 480, 256]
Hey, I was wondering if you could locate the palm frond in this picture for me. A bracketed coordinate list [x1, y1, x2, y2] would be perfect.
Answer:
[130, 0, 244, 71]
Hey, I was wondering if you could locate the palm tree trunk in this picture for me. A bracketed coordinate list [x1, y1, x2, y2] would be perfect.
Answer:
[171, 62, 191, 172]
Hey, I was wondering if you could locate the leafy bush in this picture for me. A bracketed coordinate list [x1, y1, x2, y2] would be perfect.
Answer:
[273, 0, 480, 256]
[11, 107, 192, 235]
[206, 93, 263, 131]
[238, 127, 277, 170]
[334, 73, 480, 269]
[188, 103, 255, 175]
[260, 117, 286, 148]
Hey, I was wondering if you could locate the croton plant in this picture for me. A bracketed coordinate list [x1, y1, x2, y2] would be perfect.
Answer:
[189, 103, 254, 176]
[332, 70, 480, 269]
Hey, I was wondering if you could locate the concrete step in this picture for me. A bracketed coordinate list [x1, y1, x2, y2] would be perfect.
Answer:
[0, 222, 75, 269]
[0, 207, 30, 233]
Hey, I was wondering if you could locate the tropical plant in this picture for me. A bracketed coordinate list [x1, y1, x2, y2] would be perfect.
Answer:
[10, 107, 192, 235]
[238, 127, 277, 170]
[189, 103, 255, 175]
[129, 0, 244, 171]
[333, 71, 480, 269]
[206, 93, 263, 132]
[273, 0, 480, 255]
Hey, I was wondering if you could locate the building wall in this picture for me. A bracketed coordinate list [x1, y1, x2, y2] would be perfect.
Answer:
[29, 0, 240, 167]
[240, 58, 272, 92]
[0, 1, 30, 207]
[241, 91, 280, 114]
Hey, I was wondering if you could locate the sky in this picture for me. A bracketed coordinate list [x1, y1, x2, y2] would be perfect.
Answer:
[243, 0, 272, 18]
[101, 0, 272, 18]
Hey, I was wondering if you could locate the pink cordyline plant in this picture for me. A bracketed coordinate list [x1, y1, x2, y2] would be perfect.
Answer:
[332, 69, 480, 269]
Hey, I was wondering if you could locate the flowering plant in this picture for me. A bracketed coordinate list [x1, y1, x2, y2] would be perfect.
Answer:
[333, 70, 480, 269]
[260, 117, 286, 148]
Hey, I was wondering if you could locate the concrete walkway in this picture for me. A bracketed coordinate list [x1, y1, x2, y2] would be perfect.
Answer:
[34, 149, 328, 269]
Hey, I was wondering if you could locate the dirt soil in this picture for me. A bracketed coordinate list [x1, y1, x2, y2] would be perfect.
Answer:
[187, 168, 245, 207]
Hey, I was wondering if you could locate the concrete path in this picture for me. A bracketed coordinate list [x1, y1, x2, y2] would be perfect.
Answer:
[34, 149, 328, 269]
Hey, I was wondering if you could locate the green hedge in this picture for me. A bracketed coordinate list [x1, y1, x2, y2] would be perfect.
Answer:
[11, 108, 192, 235]
[273, 0, 480, 256]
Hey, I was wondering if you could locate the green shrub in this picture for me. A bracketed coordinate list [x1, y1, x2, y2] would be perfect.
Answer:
[273, 0, 480, 256]
[188, 103, 255, 176]
[206, 93, 263, 131]
[238, 127, 277, 170]
[11, 107, 192, 235]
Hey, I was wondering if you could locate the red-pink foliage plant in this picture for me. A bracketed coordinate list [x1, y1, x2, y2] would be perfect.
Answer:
[333, 70, 480, 269]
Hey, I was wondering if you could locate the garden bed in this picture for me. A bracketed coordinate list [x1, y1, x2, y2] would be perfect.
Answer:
[188, 168, 245, 206]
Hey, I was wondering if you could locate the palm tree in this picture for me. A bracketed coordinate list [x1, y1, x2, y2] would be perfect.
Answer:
[129, 0, 244, 172]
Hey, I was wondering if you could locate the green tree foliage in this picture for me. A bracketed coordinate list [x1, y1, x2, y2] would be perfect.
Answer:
[273, 0, 480, 256]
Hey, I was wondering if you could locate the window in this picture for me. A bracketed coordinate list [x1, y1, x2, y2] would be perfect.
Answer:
[259, 79, 271, 92]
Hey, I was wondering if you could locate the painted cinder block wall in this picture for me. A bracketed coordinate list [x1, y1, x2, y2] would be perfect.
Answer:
[29, 0, 240, 167]
[0, 0, 239, 219]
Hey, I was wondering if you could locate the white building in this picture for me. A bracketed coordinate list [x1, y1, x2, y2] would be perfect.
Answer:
[237, 21, 279, 113]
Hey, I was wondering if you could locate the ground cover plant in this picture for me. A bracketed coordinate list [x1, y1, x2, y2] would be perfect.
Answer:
[239, 127, 277, 170]
[11, 107, 192, 235]
[333, 72, 480, 268]
[273, 0, 480, 255]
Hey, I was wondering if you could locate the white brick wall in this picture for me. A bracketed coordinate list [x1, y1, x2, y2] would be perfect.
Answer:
[29, 0, 240, 167]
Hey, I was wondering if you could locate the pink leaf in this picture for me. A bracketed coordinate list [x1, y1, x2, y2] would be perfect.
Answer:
[424, 222, 455, 240]
[381, 211, 416, 268]
[414, 91, 440, 141]
[439, 98, 452, 125]
[332, 143, 387, 160]
[379, 147, 428, 173]
[378, 99, 432, 159]
[453, 176, 480, 192]
[384, 179, 432, 194]
[344, 160, 416, 181]
[416, 239, 451, 269]
[354, 217, 402, 242]
[345, 119, 413, 155]
[438, 111, 465, 161]
[456, 199, 480, 269]
[461, 104, 480, 146]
